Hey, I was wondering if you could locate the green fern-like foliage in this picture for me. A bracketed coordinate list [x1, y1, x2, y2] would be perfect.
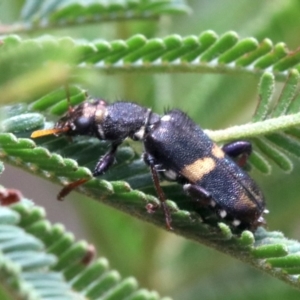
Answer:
[14, 0, 190, 32]
[0, 186, 168, 300]
[1, 32, 300, 84]
[2, 1, 300, 299]
[2, 76, 300, 292]
[207, 70, 300, 174]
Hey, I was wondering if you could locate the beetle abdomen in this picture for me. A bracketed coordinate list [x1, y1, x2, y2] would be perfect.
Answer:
[144, 109, 265, 228]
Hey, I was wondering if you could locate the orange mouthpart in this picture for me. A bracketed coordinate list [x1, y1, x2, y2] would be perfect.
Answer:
[31, 127, 69, 138]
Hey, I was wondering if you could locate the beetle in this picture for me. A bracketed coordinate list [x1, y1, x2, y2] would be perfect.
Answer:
[31, 98, 267, 231]
[143, 109, 267, 230]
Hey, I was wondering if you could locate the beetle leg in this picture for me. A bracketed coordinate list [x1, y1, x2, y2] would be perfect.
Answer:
[183, 184, 213, 207]
[184, 184, 235, 222]
[143, 153, 172, 230]
[92, 142, 120, 176]
[222, 141, 252, 167]
[57, 142, 120, 200]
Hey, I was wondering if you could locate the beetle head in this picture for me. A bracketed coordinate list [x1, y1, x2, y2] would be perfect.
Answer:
[31, 99, 107, 139]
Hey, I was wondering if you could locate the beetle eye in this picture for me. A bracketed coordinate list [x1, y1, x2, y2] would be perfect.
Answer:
[74, 116, 91, 131]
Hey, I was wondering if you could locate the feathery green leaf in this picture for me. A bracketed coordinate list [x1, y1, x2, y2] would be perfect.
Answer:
[0, 192, 168, 299]
[0, 0, 191, 33]
[1, 32, 300, 89]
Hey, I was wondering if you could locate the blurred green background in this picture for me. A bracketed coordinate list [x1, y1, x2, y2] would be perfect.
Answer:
[1, 0, 300, 299]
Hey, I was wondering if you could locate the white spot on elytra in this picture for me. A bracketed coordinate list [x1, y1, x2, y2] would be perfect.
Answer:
[219, 210, 227, 218]
[164, 169, 177, 181]
[257, 216, 266, 223]
[210, 200, 216, 207]
[232, 219, 241, 227]
[183, 184, 191, 191]
[133, 126, 145, 140]
[161, 115, 171, 122]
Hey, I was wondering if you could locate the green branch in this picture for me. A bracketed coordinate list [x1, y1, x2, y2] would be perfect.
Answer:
[206, 113, 300, 142]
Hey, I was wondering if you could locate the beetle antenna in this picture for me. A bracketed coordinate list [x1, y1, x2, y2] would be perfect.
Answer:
[65, 84, 74, 114]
